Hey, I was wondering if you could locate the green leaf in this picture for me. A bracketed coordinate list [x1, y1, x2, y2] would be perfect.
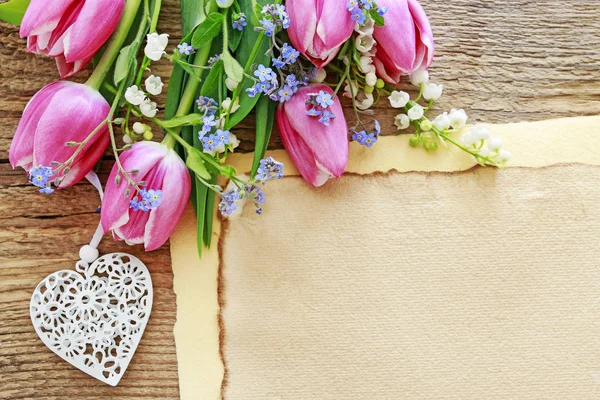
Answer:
[224, 0, 271, 130]
[201, 59, 224, 97]
[186, 149, 211, 180]
[181, 0, 206, 34]
[165, 65, 186, 120]
[369, 9, 385, 27]
[203, 175, 217, 247]
[0, 0, 30, 25]
[191, 13, 224, 49]
[221, 51, 244, 83]
[113, 44, 136, 85]
[175, 59, 202, 82]
[194, 178, 209, 257]
[251, 95, 277, 178]
[228, 13, 243, 52]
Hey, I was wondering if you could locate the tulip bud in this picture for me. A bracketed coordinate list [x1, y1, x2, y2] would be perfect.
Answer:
[287, 0, 355, 68]
[101, 141, 191, 251]
[276, 84, 349, 187]
[20, 0, 125, 78]
[372, 0, 434, 84]
[9, 81, 110, 188]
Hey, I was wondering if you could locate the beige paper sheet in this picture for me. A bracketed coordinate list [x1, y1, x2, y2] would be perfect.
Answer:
[170, 116, 600, 399]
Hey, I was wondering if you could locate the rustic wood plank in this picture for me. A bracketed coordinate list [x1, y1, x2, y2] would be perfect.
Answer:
[1, 0, 600, 399]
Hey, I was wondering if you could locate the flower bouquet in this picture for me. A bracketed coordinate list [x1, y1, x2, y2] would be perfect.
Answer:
[1, 0, 510, 256]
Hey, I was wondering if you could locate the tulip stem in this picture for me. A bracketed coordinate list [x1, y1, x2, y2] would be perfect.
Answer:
[86, 0, 144, 91]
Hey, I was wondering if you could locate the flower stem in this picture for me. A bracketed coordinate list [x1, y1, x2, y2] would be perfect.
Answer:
[86, 0, 144, 91]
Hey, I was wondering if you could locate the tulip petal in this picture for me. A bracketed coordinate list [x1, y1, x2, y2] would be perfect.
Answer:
[62, 0, 125, 64]
[282, 85, 348, 179]
[373, 48, 402, 85]
[287, 0, 318, 54]
[143, 151, 191, 251]
[59, 129, 110, 187]
[288, 0, 354, 68]
[408, 0, 434, 69]
[9, 82, 67, 169]
[316, 0, 354, 51]
[101, 142, 169, 234]
[114, 158, 168, 245]
[277, 106, 332, 187]
[55, 55, 90, 79]
[372, 0, 417, 74]
[19, 0, 77, 39]
[32, 83, 109, 175]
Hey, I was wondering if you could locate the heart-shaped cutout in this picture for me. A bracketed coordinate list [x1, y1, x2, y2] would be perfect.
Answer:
[30, 253, 153, 386]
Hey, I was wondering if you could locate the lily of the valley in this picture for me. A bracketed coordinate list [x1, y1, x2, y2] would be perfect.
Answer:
[144, 33, 169, 61]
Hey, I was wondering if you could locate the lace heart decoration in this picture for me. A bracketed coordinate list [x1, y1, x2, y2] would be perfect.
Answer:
[30, 253, 153, 386]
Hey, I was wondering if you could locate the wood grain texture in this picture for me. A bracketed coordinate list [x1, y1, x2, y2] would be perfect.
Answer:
[1, 1, 599, 399]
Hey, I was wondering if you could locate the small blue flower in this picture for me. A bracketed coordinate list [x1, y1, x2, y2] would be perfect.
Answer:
[272, 57, 286, 69]
[260, 18, 275, 37]
[39, 186, 55, 194]
[130, 188, 162, 212]
[352, 130, 368, 144]
[256, 208, 263, 215]
[244, 184, 266, 205]
[364, 132, 377, 147]
[274, 4, 287, 18]
[142, 188, 163, 209]
[216, 129, 231, 145]
[177, 43, 195, 55]
[285, 74, 298, 87]
[373, 120, 381, 136]
[360, 0, 373, 10]
[202, 134, 219, 151]
[29, 166, 54, 194]
[281, 43, 293, 58]
[255, 81, 272, 94]
[203, 114, 216, 127]
[197, 96, 218, 114]
[219, 188, 239, 216]
[319, 110, 336, 126]
[278, 85, 293, 103]
[316, 91, 334, 108]
[377, 6, 388, 16]
[254, 64, 276, 82]
[232, 15, 247, 31]
[256, 157, 284, 182]
[346, 0, 358, 9]
[246, 86, 259, 97]
[306, 107, 322, 117]
[130, 199, 146, 212]
[350, 7, 366, 24]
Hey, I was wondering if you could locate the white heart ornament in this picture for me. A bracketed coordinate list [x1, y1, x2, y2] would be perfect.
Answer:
[30, 253, 153, 386]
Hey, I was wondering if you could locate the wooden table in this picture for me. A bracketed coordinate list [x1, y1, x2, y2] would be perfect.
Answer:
[1, 1, 599, 398]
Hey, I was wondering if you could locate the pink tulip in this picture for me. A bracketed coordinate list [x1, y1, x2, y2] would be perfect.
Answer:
[287, 0, 355, 68]
[9, 81, 110, 188]
[372, 0, 434, 84]
[20, 0, 125, 78]
[277, 84, 348, 187]
[101, 141, 191, 251]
